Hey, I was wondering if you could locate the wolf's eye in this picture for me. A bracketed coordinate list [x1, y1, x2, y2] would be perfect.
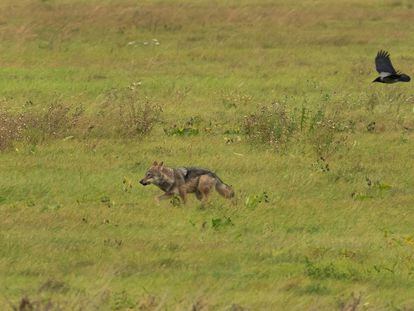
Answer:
[146, 173, 152, 177]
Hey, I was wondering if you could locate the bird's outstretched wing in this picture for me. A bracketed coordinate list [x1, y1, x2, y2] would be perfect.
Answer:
[375, 50, 396, 74]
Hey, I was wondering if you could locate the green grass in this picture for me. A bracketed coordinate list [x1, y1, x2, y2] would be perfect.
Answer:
[1, 0, 414, 309]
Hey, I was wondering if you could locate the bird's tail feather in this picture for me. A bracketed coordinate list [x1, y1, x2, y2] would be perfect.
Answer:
[399, 74, 411, 82]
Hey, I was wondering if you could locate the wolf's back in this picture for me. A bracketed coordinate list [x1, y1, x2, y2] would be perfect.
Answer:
[180, 167, 214, 180]
[180, 167, 234, 198]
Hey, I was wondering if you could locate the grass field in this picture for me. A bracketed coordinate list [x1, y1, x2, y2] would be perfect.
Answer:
[1, 0, 414, 310]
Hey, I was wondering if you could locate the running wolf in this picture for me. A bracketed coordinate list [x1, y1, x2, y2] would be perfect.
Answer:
[139, 161, 234, 203]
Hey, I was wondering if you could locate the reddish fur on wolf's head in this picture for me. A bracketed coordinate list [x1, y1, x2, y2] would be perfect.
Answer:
[140, 161, 162, 186]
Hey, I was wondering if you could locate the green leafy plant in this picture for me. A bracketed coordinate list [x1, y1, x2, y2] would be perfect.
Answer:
[211, 217, 233, 229]
[245, 191, 269, 209]
[163, 116, 202, 137]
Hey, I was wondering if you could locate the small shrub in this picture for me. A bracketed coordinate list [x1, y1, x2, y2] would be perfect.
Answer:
[0, 108, 25, 151]
[307, 110, 349, 161]
[39, 101, 83, 137]
[0, 99, 85, 151]
[24, 100, 84, 144]
[243, 103, 297, 151]
[242, 103, 350, 158]
[97, 83, 162, 138]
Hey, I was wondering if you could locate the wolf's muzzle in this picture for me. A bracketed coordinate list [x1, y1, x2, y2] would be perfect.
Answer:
[139, 179, 149, 186]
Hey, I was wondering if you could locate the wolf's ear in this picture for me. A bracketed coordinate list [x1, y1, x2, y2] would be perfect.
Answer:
[159, 161, 164, 167]
[152, 161, 158, 166]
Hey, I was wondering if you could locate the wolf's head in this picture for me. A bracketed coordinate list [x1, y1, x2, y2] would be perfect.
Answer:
[139, 161, 164, 186]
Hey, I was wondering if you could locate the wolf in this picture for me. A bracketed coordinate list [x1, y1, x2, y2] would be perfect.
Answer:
[139, 161, 234, 204]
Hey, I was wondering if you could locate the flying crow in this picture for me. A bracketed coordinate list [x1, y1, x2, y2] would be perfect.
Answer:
[373, 50, 410, 83]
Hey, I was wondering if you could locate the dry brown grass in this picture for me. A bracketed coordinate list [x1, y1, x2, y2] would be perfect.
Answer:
[0, 0, 409, 45]
[0, 108, 25, 151]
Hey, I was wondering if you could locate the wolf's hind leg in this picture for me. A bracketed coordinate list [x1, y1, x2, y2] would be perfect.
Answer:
[200, 187, 211, 201]
[195, 190, 203, 201]
[198, 175, 215, 203]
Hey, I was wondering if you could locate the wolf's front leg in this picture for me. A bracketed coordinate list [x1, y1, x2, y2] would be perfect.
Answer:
[155, 193, 174, 204]
[178, 187, 187, 204]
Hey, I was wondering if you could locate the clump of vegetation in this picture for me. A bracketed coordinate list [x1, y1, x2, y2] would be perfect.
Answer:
[24, 100, 84, 144]
[163, 116, 202, 137]
[243, 103, 297, 151]
[0, 108, 25, 151]
[0, 84, 163, 152]
[0, 100, 83, 150]
[211, 216, 233, 229]
[245, 191, 269, 209]
[97, 83, 162, 138]
[243, 103, 351, 161]
[307, 109, 351, 161]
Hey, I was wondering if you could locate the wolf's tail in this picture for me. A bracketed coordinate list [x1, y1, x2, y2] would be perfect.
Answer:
[215, 177, 235, 198]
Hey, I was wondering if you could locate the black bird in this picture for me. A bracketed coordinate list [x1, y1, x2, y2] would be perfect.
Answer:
[373, 50, 410, 83]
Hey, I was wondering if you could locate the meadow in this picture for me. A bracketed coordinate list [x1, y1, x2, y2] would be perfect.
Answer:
[1, 0, 414, 309]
